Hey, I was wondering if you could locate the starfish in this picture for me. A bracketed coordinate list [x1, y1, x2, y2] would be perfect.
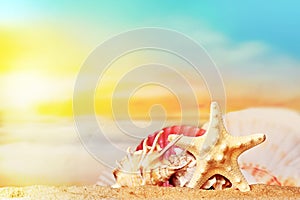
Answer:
[168, 102, 266, 192]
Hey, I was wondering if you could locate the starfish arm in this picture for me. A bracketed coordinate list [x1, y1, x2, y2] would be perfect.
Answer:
[186, 160, 213, 188]
[217, 166, 251, 192]
[168, 134, 205, 156]
[201, 122, 220, 153]
[187, 168, 206, 188]
[229, 133, 266, 155]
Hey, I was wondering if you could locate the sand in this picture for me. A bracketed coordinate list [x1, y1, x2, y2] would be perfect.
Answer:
[0, 184, 299, 200]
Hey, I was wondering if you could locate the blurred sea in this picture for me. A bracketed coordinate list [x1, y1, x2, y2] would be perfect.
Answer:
[0, 117, 98, 186]
[0, 116, 205, 186]
[1, 108, 299, 187]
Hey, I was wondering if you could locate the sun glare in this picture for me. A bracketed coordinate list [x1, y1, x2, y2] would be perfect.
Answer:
[2, 72, 54, 109]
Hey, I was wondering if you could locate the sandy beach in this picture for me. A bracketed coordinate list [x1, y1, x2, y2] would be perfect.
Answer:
[0, 184, 299, 200]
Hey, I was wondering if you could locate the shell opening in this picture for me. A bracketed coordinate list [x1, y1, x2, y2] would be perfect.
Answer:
[201, 174, 232, 190]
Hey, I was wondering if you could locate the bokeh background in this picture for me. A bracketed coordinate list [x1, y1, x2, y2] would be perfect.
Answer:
[0, 1, 299, 186]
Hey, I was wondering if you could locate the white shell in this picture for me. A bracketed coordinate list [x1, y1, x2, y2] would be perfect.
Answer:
[225, 108, 300, 186]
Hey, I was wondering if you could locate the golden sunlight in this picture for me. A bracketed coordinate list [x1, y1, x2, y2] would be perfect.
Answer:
[1, 71, 73, 115]
[3, 72, 49, 108]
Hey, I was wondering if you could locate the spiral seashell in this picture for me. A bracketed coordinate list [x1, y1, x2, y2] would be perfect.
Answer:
[112, 131, 191, 188]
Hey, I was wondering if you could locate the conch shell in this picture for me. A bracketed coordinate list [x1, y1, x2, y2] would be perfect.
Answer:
[112, 131, 190, 188]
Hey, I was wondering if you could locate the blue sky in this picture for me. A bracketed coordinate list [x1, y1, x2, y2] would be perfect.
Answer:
[1, 1, 299, 58]
[1, 0, 300, 116]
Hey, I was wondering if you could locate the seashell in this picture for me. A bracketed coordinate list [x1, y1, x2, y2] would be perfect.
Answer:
[135, 125, 206, 159]
[168, 152, 197, 187]
[111, 131, 191, 188]
[199, 175, 231, 190]
[133, 121, 235, 190]
[134, 125, 211, 188]
[97, 107, 299, 189]
[225, 108, 300, 186]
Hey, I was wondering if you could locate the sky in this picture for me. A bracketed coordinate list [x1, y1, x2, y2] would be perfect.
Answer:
[0, 0, 300, 120]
